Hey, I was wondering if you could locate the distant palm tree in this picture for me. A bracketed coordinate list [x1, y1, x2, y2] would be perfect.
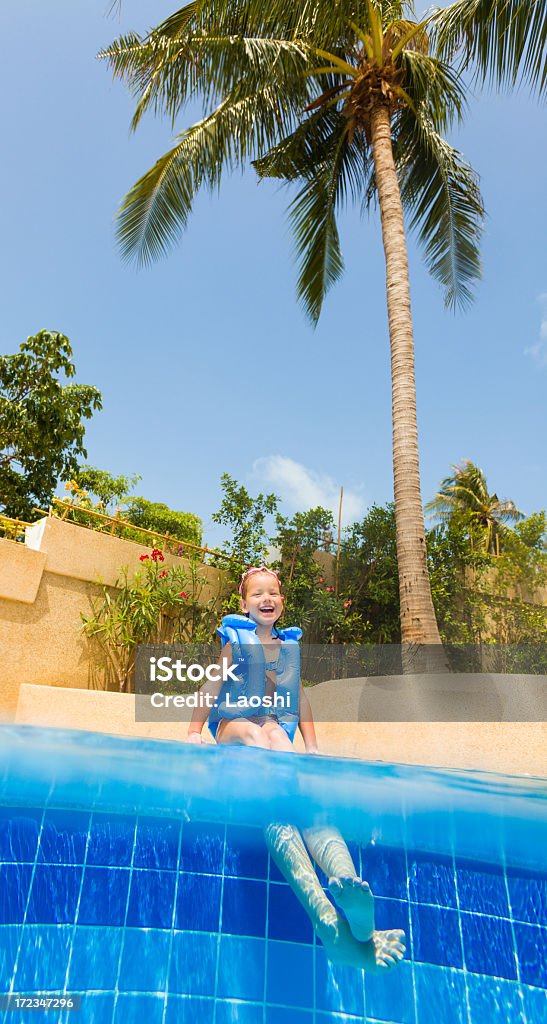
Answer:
[100, 0, 545, 645]
[426, 459, 524, 554]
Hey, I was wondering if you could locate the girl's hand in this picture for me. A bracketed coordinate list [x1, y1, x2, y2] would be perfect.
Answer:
[187, 731, 203, 745]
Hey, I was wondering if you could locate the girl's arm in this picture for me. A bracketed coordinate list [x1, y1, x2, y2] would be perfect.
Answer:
[187, 642, 232, 743]
[298, 685, 319, 753]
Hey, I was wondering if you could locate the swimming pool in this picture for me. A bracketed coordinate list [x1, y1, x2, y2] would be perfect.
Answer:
[0, 726, 545, 1023]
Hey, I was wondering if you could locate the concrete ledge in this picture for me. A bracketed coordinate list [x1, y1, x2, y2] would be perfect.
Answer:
[14, 684, 194, 744]
[12, 683, 546, 776]
[0, 539, 46, 604]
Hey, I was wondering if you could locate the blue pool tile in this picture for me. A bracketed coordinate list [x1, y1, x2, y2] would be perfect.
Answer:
[60, 993, 115, 1024]
[361, 843, 408, 900]
[411, 903, 463, 969]
[315, 945, 365, 1016]
[0, 864, 33, 923]
[16, 924, 72, 989]
[365, 958, 416, 1024]
[461, 912, 517, 980]
[118, 928, 170, 992]
[521, 983, 547, 1024]
[176, 873, 221, 933]
[169, 930, 217, 996]
[164, 995, 214, 1024]
[225, 825, 268, 879]
[266, 1010, 312, 1024]
[216, 1001, 264, 1024]
[268, 882, 314, 944]
[0, 925, 20, 992]
[408, 851, 457, 909]
[222, 878, 266, 938]
[126, 868, 176, 929]
[466, 973, 525, 1024]
[415, 963, 467, 1024]
[86, 813, 136, 867]
[508, 872, 547, 928]
[456, 860, 510, 919]
[38, 809, 89, 865]
[134, 816, 181, 870]
[375, 897, 411, 940]
[115, 993, 165, 1024]
[67, 926, 123, 990]
[180, 822, 225, 874]
[266, 940, 313, 1009]
[514, 922, 547, 988]
[0, 808, 42, 863]
[217, 935, 265, 1002]
[78, 866, 130, 926]
[26, 864, 82, 925]
[269, 857, 287, 884]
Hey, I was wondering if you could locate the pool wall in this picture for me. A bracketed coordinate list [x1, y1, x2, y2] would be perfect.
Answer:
[0, 807, 546, 1024]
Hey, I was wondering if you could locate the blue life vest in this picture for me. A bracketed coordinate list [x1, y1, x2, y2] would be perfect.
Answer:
[209, 614, 302, 741]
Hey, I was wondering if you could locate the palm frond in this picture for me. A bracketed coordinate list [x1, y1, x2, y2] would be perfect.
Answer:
[100, 31, 313, 129]
[115, 83, 295, 265]
[431, 0, 547, 96]
[286, 122, 351, 323]
[394, 100, 484, 310]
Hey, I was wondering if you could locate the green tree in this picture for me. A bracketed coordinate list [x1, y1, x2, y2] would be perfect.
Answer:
[426, 459, 523, 554]
[125, 496, 202, 546]
[68, 467, 202, 547]
[74, 465, 142, 511]
[100, 0, 545, 646]
[271, 506, 335, 630]
[0, 331, 102, 519]
[340, 503, 401, 642]
[212, 472, 279, 570]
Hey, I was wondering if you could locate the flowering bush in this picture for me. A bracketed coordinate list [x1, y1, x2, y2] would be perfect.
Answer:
[82, 548, 217, 692]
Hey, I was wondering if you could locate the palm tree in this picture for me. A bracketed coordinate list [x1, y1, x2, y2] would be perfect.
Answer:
[426, 459, 524, 554]
[99, 0, 544, 646]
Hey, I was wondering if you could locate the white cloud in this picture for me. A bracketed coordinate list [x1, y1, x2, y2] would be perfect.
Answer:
[524, 294, 547, 367]
[251, 455, 366, 527]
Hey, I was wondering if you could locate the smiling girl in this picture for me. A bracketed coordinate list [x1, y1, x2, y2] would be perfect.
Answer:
[186, 566, 406, 973]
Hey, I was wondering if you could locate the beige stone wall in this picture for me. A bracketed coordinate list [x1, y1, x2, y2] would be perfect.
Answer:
[0, 518, 228, 721]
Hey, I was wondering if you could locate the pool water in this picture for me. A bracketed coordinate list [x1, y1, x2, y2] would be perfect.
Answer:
[0, 726, 545, 1024]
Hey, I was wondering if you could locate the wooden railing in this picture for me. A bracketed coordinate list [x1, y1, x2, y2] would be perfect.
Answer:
[0, 514, 33, 542]
[30, 499, 238, 567]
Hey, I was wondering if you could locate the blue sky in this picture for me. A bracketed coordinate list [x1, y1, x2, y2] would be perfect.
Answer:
[1, 1, 545, 546]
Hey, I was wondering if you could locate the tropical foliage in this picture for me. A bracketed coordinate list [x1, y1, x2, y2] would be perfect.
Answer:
[82, 546, 217, 692]
[426, 458, 524, 554]
[0, 332, 102, 520]
[100, 0, 546, 648]
[65, 468, 202, 547]
[99, 0, 500, 648]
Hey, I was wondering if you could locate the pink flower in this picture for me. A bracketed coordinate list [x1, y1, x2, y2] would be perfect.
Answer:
[318, 577, 324, 583]
[326, 586, 334, 593]
[139, 554, 149, 562]
[343, 600, 351, 609]
[179, 591, 188, 599]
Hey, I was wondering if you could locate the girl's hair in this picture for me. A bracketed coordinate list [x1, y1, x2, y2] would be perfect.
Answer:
[238, 566, 282, 601]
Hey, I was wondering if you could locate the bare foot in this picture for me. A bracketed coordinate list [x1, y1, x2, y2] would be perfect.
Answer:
[318, 913, 406, 973]
[328, 876, 375, 942]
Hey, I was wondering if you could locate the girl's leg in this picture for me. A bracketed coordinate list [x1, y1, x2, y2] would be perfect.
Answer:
[302, 826, 374, 942]
[216, 719, 271, 747]
[264, 822, 405, 972]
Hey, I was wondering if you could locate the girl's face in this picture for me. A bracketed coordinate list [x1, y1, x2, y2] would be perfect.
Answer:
[241, 571, 284, 627]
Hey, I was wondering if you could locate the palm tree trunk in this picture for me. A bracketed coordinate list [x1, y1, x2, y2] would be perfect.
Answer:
[369, 103, 442, 648]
